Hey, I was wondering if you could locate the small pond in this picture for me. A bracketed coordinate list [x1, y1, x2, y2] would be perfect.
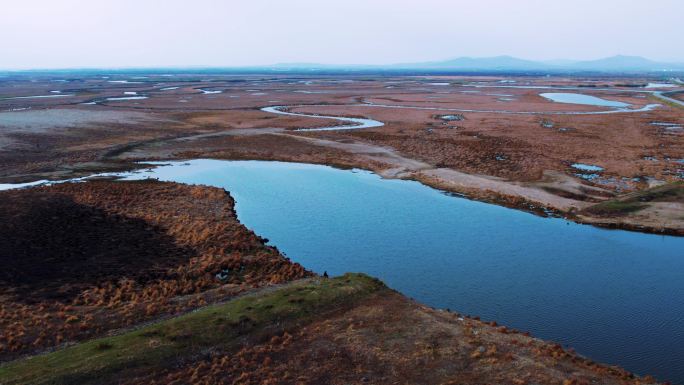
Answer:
[540, 93, 630, 108]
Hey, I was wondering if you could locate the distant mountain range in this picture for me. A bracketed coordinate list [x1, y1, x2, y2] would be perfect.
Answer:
[4, 55, 683, 74]
[271, 55, 684, 73]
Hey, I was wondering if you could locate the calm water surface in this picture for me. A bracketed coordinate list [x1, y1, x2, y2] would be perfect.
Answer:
[540, 93, 630, 108]
[123, 159, 683, 383]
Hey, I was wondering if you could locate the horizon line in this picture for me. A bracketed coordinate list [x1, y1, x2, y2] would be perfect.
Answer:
[2, 54, 684, 72]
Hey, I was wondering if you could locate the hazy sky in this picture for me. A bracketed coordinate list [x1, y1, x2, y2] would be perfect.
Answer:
[2, 0, 683, 69]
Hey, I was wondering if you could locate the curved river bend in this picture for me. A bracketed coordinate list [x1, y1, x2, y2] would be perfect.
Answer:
[116, 159, 684, 384]
[261, 106, 384, 130]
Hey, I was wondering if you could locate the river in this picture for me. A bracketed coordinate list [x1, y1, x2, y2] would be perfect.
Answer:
[117, 159, 684, 384]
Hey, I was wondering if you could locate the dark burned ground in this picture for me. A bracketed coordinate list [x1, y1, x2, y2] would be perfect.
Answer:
[0, 180, 310, 360]
[0, 190, 193, 301]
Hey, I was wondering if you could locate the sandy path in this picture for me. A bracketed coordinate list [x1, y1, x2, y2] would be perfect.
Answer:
[280, 133, 584, 210]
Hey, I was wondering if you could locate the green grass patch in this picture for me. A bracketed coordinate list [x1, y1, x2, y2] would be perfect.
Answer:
[584, 182, 683, 216]
[0, 273, 385, 385]
[623, 182, 684, 203]
[584, 200, 646, 216]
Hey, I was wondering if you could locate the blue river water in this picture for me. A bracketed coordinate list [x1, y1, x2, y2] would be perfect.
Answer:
[123, 159, 684, 384]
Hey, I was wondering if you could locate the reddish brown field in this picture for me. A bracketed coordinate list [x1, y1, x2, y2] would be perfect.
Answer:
[1, 74, 681, 234]
[2, 75, 681, 186]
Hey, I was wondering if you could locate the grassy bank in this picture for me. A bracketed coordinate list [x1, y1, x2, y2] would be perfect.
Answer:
[584, 182, 683, 217]
[0, 274, 385, 385]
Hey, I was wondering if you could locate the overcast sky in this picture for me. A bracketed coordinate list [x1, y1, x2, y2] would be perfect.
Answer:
[1, 0, 683, 69]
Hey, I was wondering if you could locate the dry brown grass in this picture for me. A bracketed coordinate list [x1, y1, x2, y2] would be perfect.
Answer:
[118, 291, 658, 385]
[0, 180, 310, 360]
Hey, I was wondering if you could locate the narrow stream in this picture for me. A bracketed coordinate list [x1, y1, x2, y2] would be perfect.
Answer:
[261, 106, 384, 131]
